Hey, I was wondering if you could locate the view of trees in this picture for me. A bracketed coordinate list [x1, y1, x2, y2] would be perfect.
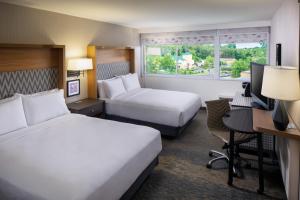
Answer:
[146, 45, 214, 75]
[145, 42, 267, 78]
[220, 42, 267, 78]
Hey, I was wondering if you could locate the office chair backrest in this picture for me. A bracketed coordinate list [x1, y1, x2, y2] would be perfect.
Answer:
[205, 99, 231, 131]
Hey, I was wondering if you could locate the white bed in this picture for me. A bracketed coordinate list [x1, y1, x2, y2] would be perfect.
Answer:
[0, 113, 162, 200]
[104, 88, 202, 128]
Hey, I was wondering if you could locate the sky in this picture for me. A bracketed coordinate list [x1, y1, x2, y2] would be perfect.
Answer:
[236, 42, 261, 49]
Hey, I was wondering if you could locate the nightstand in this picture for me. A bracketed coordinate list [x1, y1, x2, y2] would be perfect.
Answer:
[67, 99, 105, 117]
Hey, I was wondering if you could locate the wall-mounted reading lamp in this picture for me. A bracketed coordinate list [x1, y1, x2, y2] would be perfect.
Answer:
[67, 58, 93, 77]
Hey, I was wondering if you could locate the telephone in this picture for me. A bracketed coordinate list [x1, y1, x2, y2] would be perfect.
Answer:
[242, 82, 251, 97]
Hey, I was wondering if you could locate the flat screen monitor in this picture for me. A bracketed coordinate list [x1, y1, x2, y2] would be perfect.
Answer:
[250, 62, 273, 110]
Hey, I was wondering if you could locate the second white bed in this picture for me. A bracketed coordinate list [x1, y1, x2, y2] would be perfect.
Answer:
[104, 88, 202, 127]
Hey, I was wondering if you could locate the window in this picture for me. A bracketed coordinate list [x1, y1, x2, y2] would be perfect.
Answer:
[142, 27, 269, 80]
[220, 42, 268, 79]
[145, 44, 215, 76]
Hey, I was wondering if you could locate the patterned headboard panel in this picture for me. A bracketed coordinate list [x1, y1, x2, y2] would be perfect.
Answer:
[96, 62, 130, 80]
[0, 68, 58, 99]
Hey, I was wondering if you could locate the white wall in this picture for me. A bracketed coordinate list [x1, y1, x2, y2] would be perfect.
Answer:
[144, 76, 243, 103]
[270, 0, 299, 199]
[0, 2, 140, 103]
[270, 0, 299, 68]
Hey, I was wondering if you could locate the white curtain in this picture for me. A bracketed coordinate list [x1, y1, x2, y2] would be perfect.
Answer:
[219, 27, 269, 43]
[141, 30, 216, 45]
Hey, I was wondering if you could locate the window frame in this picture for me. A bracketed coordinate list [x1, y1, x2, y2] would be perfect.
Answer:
[142, 30, 270, 81]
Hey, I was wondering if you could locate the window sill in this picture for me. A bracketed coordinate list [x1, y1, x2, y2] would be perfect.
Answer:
[219, 77, 250, 82]
[143, 73, 248, 82]
[143, 73, 214, 80]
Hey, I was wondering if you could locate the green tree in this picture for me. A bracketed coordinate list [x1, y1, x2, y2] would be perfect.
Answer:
[160, 54, 176, 73]
[231, 59, 251, 78]
[146, 56, 160, 73]
[202, 56, 214, 69]
[227, 44, 236, 49]
[221, 46, 236, 58]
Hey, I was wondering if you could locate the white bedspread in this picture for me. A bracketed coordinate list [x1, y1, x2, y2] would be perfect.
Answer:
[0, 114, 162, 200]
[104, 88, 202, 127]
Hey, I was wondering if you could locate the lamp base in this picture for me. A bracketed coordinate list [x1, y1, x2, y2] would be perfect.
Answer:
[272, 100, 289, 131]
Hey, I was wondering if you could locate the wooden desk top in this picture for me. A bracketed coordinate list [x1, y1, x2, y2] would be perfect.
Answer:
[253, 108, 300, 140]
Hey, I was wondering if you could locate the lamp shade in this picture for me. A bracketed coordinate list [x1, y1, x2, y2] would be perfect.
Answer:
[261, 66, 300, 101]
[67, 58, 93, 71]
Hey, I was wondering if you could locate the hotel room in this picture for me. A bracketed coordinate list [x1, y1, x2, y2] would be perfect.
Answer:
[0, 0, 299, 199]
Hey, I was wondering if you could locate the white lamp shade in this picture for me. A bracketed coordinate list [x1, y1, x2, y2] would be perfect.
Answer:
[67, 58, 93, 71]
[261, 66, 300, 101]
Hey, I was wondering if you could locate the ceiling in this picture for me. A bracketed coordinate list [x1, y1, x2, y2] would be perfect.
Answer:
[1, 0, 284, 29]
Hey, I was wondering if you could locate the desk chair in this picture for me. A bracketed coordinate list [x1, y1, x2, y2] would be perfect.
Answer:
[205, 99, 256, 172]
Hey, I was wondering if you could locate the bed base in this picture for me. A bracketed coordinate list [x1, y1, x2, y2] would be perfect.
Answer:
[120, 156, 159, 200]
[105, 111, 199, 138]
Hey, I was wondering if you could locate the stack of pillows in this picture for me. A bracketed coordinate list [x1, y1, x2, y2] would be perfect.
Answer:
[0, 89, 70, 135]
[97, 73, 141, 99]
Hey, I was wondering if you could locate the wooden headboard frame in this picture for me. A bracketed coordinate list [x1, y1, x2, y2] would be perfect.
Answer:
[87, 45, 135, 99]
[0, 44, 65, 89]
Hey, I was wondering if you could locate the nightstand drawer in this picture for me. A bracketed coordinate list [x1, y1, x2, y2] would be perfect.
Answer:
[80, 104, 103, 116]
[67, 99, 105, 117]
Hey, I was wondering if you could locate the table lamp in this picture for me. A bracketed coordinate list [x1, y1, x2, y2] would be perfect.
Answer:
[67, 58, 93, 77]
[261, 66, 300, 131]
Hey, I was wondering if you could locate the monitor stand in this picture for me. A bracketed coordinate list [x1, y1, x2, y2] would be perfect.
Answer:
[251, 102, 267, 110]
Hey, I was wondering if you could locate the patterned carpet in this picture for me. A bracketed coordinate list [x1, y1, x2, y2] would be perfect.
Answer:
[133, 110, 287, 200]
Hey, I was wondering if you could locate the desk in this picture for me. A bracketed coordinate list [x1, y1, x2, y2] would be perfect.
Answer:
[253, 108, 300, 200]
[223, 109, 264, 193]
[253, 109, 300, 140]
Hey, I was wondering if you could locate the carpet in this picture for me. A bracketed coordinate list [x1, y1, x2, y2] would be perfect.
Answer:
[133, 110, 287, 200]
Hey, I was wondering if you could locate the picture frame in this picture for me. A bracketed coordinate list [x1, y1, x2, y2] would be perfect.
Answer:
[67, 79, 80, 97]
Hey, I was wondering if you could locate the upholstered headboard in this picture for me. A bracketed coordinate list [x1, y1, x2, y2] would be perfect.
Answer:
[96, 62, 130, 80]
[87, 46, 135, 99]
[0, 44, 65, 99]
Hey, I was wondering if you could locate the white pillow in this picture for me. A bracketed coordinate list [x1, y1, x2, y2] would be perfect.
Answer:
[0, 96, 28, 135]
[97, 80, 107, 99]
[26, 89, 59, 96]
[121, 73, 141, 91]
[103, 78, 126, 99]
[21, 89, 70, 126]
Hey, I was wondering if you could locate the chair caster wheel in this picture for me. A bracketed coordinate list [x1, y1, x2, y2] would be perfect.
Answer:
[209, 152, 213, 157]
[206, 164, 212, 169]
